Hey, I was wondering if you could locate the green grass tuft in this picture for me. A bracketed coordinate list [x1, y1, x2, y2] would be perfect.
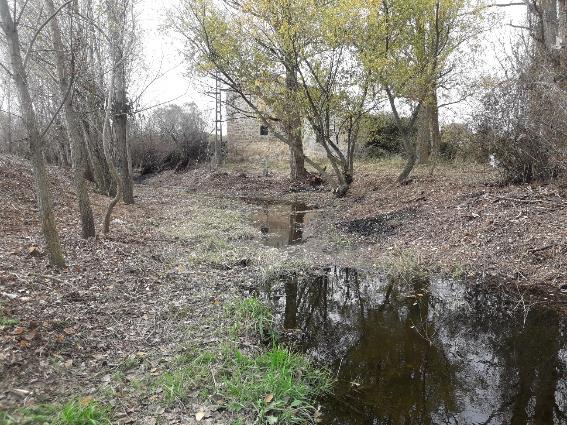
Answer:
[159, 345, 331, 424]
[0, 305, 19, 329]
[158, 297, 332, 424]
[1, 400, 112, 425]
[385, 252, 429, 286]
[55, 401, 112, 424]
[222, 346, 332, 424]
[228, 297, 275, 342]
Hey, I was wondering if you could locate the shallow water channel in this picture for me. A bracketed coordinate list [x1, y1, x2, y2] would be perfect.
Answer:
[244, 198, 318, 248]
[263, 267, 567, 424]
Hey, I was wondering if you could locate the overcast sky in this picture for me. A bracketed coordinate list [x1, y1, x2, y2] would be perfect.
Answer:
[137, 0, 216, 121]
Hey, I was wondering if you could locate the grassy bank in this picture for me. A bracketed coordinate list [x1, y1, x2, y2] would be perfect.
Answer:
[157, 196, 332, 424]
[159, 298, 331, 424]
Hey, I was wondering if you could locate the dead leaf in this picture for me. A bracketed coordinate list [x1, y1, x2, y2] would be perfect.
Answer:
[79, 396, 93, 406]
[13, 326, 26, 335]
[195, 411, 206, 421]
[23, 330, 38, 341]
[264, 393, 274, 404]
[27, 246, 41, 257]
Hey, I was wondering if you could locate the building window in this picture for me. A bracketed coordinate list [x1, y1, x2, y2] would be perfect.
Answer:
[260, 125, 269, 136]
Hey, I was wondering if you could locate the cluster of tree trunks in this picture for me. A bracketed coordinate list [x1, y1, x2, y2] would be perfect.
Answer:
[0, 0, 135, 266]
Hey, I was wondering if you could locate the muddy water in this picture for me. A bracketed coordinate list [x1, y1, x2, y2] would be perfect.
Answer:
[265, 268, 567, 424]
[244, 198, 317, 248]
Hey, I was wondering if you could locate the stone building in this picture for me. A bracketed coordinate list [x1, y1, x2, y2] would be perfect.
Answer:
[226, 94, 325, 157]
[226, 94, 282, 147]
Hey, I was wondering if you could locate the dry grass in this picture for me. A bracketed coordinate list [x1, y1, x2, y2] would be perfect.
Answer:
[225, 141, 331, 175]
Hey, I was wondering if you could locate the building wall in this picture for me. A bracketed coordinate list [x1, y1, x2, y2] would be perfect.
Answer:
[226, 93, 346, 159]
[226, 95, 281, 146]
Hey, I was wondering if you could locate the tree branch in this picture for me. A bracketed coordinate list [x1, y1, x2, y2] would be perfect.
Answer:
[22, 0, 74, 70]
[39, 68, 75, 140]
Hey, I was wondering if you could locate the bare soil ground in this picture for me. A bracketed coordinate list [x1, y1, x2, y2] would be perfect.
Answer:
[1, 156, 264, 424]
[2, 154, 567, 423]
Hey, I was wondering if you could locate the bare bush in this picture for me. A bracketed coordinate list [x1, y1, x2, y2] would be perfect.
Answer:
[440, 123, 485, 163]
[130, 103, 209, 174]
[475, 42, 567, 183]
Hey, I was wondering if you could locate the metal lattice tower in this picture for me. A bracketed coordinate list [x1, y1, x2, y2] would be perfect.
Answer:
[213, 73, 224, 166]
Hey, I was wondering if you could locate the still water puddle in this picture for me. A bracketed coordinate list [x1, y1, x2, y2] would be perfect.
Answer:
[243, 198, 317, 248]
[264, 267, 567, 424]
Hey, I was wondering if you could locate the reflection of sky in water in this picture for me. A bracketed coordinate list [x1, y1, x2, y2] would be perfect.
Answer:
[267, 269, 567, 424]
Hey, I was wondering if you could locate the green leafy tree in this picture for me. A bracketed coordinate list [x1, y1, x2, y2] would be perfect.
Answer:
[353, 0, 484, 182]
[172, 0, 372, 195]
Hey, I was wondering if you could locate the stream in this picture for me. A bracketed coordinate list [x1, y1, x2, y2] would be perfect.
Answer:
[245, 198, 567, 424]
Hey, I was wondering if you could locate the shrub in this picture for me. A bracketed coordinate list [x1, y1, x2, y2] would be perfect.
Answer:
[440, 123, 486, 163]
[474, 43, 567, 183]
[130, 103, 209, 175]
[359, 113, 416, 158]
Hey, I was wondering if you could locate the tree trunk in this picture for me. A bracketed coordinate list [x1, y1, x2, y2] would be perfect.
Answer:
[101, 74, 122, 234]
[285, 66, 307, 181]
[113, 105, 133, 203]
[45, 0, 95, 239]
[544, 0, 559, 47]
[103, 166, 122, 234]
[398, 131, 417, 184]
[113, 70, 134, 204]
[558, 0, 567, 79]
[6, 78, 12, 153]
[0, 0, 65, 266]
[108, 0, 134, 204]
[82, 119, 114, 195]
[428, 89, 441, 161]
[416, 107, 431, 164]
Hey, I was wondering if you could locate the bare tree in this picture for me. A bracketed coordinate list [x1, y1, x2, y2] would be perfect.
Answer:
[106, 0, 134, 205]
[44, 0, 96, 238]
[76, 0, 115, 195]
[102, 68, 122, 234]
[100, 0, 138, 231]
[0, 0, 65, 266]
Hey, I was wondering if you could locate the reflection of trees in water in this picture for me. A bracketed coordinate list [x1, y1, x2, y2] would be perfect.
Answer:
[257, 202, 308, 247]
[508, 308, 561, 424]
[283, 270, 458, 424]
[280, 271, 567, 424]
[456, 290, 566, 424]
[288, 203, 306, 244]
